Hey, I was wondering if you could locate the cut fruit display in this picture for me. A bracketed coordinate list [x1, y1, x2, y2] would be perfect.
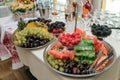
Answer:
[44, 28, 115, 77]
[58, 32, 81, 49]
[74, 39, 95, 64]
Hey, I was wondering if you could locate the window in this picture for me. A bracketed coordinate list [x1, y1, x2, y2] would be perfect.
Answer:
[102, 0, 120, 13]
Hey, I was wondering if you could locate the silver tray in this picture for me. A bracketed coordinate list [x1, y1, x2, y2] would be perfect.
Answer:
[12, 29, 55, 50]
[43, 40, 116, 77]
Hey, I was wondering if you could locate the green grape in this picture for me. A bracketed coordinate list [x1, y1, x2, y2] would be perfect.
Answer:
[48, 55, 55, 61]
[47, 56, 52, 61]
[18, 40, 22, 45]
[36, 33, 40, 37]
[54, 60, 59, 65]
[54, 65, 59, 69]
[49, 55, 55, 59]
[48, 59, 52, 64]
[14, 41, 19, 46]
[58, 59, 62, 63]
[59, 62, 64, 66]
[59, 67, 64, 72]
[51, 62, 56, 67]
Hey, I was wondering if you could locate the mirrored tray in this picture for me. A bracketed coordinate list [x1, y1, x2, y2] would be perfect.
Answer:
[43, 40, 116, 77]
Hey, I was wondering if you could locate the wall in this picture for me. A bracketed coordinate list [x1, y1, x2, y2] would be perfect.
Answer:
[92, 0, 102, 11]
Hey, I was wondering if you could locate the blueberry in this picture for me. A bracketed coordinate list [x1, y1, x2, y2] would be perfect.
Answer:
[91, 25, 96, 29]
[97, 24, 101, 27]
[96, 30, 102, 36]
[61, 23, 65, 26]
[57, 24, 62, 28]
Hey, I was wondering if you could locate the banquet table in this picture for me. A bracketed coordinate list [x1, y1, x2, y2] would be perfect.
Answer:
[17, 37, 120, 80]
[1, 17, 120, 80]
[16, 36, 120, 80]
[1, 5, 120, 80]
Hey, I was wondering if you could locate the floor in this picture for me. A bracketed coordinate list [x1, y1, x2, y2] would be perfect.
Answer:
[0, 58, 37, 80]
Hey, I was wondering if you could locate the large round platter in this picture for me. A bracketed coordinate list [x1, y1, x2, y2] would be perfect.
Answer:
[12, 29, 55, 50]
[43, 40, 116, 77]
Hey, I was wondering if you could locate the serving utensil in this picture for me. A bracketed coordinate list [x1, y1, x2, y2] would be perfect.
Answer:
[93, 50, 113, 72]
[89, 42, 114, 73]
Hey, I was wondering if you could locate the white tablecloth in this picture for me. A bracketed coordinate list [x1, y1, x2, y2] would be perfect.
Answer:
[0, 6, 120, 79]
[16, 32, 120, 80]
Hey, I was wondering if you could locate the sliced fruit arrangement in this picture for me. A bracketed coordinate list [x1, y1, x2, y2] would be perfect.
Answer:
[45, 28, 112, 75]
[58, 32, 81, 50]
[74, 39, 95, 64]
[91, 23, 112, 37]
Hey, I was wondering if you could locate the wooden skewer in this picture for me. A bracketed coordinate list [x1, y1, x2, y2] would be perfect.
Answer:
[74, 3, 78, 32]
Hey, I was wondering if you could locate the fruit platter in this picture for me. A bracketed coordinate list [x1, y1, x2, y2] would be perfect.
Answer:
[43, 28, 116, 77]
[12, 18, 55, 49]
[10, 0, 35, 13]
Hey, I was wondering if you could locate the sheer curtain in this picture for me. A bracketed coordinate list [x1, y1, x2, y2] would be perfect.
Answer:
[106, 0, 120, 13]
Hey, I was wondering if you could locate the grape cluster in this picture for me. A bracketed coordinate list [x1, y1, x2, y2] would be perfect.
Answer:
[47, 54, 65, 72]
[47, 54, 91, 75]
[91, 23, 112, 37]
[14, 27, 54, 48]
[63, 60, 90, 74]
[48, 21, 65, 33]
[22, 35, 50, 48]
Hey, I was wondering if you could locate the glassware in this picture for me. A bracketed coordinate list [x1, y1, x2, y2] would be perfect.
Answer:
[51, 0, 58, 16]
[72, 1, 77, 19]
[77, 0, 83, 20]
[64, 0, 73, 22]
[82, 0, 92, 18]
